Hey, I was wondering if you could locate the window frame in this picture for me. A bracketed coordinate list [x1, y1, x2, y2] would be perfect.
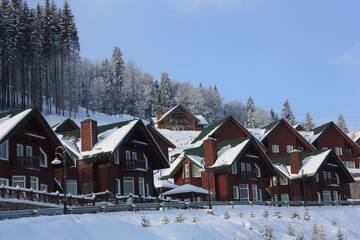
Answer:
[252, 184, 258, 201]
[40, 184, 48, 192]
[132, 152, 137, 160]
[286, 145, 294, 153]
[123, 177, 134, 195]
[114, 148, 120, 164]
[115, 178, 121, 195]
[16, 144, 24, 157]
[231, 161, 237, 175]
[254, 164, 261, 177]
[30, 176, 39, 190]
[322, 190, 331, 202]
[66, 179, 78, 195]
[25, 145, 33, 157]
[280, 193, 289, 202]
[333, 191, 339, 201]
[239, 184, 249, 201]
[0, 140, 9, 161]
[143, 153, 149, 170]
[279, 176, 288, 186]
[125, 150, 131, 160]
[272, 145, 280, 153]
[138, 177, 145, 196]
[191, 164, 201, 177]
[240, 162, 246, 172]
[12, 175, 26, 188]
[335, 147, 343, 156]
[39, 147, 48, 168]
[184, 164, 190, 178]
[0, 177, 9, 186]
[233, 186, 239, 200]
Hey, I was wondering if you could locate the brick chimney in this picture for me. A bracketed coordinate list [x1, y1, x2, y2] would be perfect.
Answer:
[80, 118, 97, 152]
[156, 105, 163, 121]
[203, 137, 217, 166]
[289, 150, 303, 174]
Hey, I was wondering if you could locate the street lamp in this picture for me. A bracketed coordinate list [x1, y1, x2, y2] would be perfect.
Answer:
[52, 146, 67, 215]
[301, 169, 306, 207]
[204, 163, 212, 211]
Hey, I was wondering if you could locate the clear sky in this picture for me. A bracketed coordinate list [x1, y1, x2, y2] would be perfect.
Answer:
[29, 0, 360, 129]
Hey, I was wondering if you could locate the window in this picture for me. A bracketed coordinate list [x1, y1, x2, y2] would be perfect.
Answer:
[272, 176, 278, 186]
[233, 186, 239, 200]
[30, 176, 39, 190]
[39, 147, 48, 167]
[231, 162, 237, 174]
[254, 164, 261, 177]
[115, 179, 121, 195]
[344, 161, 356, 169]
[279, 176, 288, 186]
[272, 145, 279, 153]
[298, 146, 304, 152]
[344, 149, 352, 156]
[257, 189, 263, 201]
[184, 164, 190, 178]
[0, 178, 9, 186]
[0, 141, 8, 160]
[335, 173, 340, 185]
[286, 145, 294, 153]
[322, 171, 327, 180]
[327, 171, 331, 179]
[252, 184, 258, 201]
[25, 146, 33, 157]
[280, 193, 289, 202]
[126, 150, 131, 160]
[240, 162, 246, 172]
[40, 184, 48, 192]
[16, 144, 23, 157]
[123, 177, 134, 195]
[114, 148, 120, 164]
[12, 176, 25, 188]
[132, 152, 137, 160]
[333, 191, 339, 201]
[191, 164, 201, 177]
[239, 184, 249, 201]
[246, 163, 251, 172]
[139, 177, 145, 196]
[143, 153, 149, 170]
[66, 180, 78, 195]
[322, 191, 331, 202]
[335, 147, 342, 156]
[146, 184, 150, 197]
[315, 173, 319, 182]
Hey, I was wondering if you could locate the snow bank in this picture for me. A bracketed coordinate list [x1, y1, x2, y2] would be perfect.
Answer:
[0, 205, 359, 240]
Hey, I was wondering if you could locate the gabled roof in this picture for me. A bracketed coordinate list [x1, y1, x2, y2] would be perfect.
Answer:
[52, 118, 79, 133]
[273, 149, 354, 182]
[191, 116, 250, 144]
[301, 122, 360, 151]
[156, 104, 201, 124]
[147, 126, 176, 149]
[58, 120, 170, 169]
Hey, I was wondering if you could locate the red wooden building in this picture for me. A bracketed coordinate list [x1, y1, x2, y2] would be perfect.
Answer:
[152, 104, 208, 131]
[57, 118, 170, 198]
[0, 109, 62, 192]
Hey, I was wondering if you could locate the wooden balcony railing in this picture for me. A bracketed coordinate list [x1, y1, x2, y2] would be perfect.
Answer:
[13, 157, 40, 170]
[126, 159, 146, 170]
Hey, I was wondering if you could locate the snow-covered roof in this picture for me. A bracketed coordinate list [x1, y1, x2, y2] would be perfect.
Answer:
[0, 109, 32, 142]
[59, 120, 138, 158]
[162, 184, 210, 196]
[195, 115, 208, 126]
[153, 170, 178, 189]
[247, 128, 266, 141]
[156, 129, 201, 148]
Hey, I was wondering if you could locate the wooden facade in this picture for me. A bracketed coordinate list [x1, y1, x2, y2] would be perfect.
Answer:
[0, 109, 61, 193]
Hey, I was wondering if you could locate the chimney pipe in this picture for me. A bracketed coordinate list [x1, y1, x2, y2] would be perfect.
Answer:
[203, 138, 217, 166]
[81, 118, 97, 152]
[289, 149, 302, 174]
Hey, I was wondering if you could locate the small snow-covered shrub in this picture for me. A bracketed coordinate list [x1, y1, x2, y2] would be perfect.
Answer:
[261, 225, 274, 240]
[175, 213, 185, 223]
[304, 211, 310, 221]
[291, 212, 300, 219]
[312, 223, 326, 240]
[192, 216, 199, 222]
[161, 216, 170, 225]
[262, 210, 269, 218]
[238, 212, 244, 218]
[141, 216, 151, 228]
[336, 228, 346, 240]
[273, 211, 282, 218]
[224, 211, 231, 219]
[296, 232, 304, 240]
[287, 223, 296, 237]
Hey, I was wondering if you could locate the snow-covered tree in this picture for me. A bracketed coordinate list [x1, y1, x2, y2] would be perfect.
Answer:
[159, 72, 172, 109]
[223, 101, 246, 123]
[270, 109, 279, 122]
[246, 97, 256, 128]
[282, 100, 296, 125]
[337, 114, 349, 133]
[304, 112, 315, 130]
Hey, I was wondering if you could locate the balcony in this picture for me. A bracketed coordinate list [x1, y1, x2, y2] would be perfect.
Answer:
[126, 159, 146, 170]
[13, 157, 40, 170]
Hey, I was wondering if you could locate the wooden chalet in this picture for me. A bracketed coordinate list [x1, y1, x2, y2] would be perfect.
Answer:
[152, 104, 208, 131]
[0, 109, 62, 192]
[271, 150, 354, 202]
[57, 118, 170, 199]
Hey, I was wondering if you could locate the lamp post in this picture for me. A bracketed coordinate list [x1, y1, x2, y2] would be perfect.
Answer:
[301, 169, 306, 207]
[204, 164, 212, 210]
[52, 146, 67, 215]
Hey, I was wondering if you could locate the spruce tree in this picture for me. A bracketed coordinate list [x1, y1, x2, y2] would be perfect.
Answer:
[282, 100, 296, 125]
[337, 114, 349, 133]
[270, 109, 279, 122]
[246, 97, 256, 128]
[111, 47, 125, 113]
[159, 72, 172, 109]
[304, 112, 314, 130]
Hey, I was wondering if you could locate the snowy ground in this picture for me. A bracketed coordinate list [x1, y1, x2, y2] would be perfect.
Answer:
[0, 205, 359, 240]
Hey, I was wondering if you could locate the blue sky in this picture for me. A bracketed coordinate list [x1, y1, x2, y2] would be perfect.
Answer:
[29, 0, 360, 129]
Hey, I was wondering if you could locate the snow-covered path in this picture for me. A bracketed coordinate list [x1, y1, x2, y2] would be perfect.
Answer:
[0, 205, 359, 240]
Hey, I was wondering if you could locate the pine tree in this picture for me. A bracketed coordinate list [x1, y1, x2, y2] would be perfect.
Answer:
[111, 47, 125, 113]
[304, 112, 314, 130]
[337, 114, 349, 133]
[159, 72, 172, 109]
[282, 100, 296, 125]
[270, 109, 279, 122]
[246, 97, 256, 128]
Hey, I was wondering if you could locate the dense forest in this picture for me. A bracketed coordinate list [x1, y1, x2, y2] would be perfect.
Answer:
[0, 0, 350, 131]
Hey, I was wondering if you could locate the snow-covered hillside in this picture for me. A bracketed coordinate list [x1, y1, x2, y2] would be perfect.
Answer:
[43, 106, 136, 127]
[0, 205, 358, 240]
